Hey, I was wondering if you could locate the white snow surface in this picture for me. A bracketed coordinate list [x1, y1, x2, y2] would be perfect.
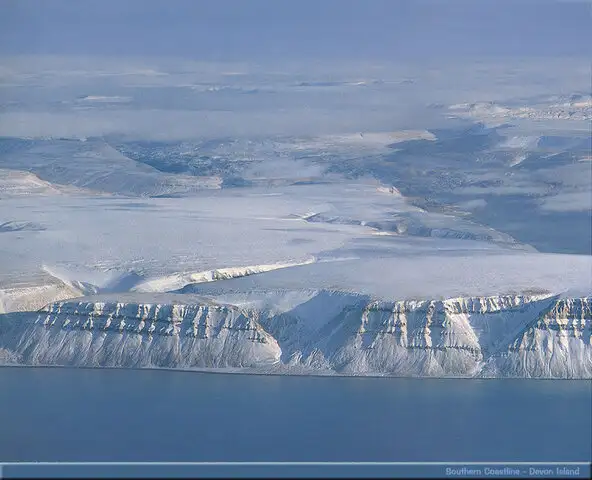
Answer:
[0, 176, 530, 298]
[2, 165, 589, 378]
[184, 253, 592, 301]
[0, 140, 222, 196]
[1, 292, 590, 378]
[1, 56, 591, 378]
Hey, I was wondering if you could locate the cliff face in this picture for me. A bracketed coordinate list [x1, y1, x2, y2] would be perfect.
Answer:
[0, 292, 590, 378]
[0, 301, 280, 370]
[480, 297, 592, 378]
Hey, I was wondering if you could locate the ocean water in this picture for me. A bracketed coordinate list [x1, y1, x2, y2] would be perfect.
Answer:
[0, 367, 590, 476]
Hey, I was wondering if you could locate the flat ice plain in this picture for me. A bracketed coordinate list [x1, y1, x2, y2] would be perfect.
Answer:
[0, 54, 590, 378]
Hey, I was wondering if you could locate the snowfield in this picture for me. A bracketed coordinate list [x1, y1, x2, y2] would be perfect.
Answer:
[0, 56, 590, 378]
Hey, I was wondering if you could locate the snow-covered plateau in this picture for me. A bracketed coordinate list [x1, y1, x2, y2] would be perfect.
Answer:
[1, 250, 591, 378]
[0, 291, 590, 378]
[0, 56, 590, 379]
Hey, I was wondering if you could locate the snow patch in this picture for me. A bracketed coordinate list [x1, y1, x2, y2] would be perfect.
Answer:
[77, 96, 132, 103]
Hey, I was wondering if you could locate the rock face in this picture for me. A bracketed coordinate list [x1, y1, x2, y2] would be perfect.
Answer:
[0, 300, 280, 370]
[0, 292, 590, 378]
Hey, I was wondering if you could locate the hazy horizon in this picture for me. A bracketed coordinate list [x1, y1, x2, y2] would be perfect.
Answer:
[1, 0, 591, 61]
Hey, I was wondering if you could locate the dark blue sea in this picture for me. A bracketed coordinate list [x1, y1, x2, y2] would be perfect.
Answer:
[0, 367, 590, 477]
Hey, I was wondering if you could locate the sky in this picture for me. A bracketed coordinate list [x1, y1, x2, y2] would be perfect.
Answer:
[0, 0, 590, 140]
[1, 0, 591, 61]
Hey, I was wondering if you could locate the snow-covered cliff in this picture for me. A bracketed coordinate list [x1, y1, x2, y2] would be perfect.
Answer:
[0, 291, 590, 378]
[0, 299, 280, 370]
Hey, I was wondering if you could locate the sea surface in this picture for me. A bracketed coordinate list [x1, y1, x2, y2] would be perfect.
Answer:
[0, 367, 590, 476]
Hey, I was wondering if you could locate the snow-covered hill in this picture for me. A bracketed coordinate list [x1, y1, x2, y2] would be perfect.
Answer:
[447, 96, 592, 122]
[1, 56, 590, 380]
[0, 292, 589, 378]
[0, 139, 222, 197]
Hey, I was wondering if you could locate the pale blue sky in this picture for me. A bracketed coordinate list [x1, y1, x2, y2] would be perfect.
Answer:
[1, 0, 590, 60]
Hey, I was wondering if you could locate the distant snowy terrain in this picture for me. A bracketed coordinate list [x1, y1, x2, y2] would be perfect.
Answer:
[0, 56, 590, 378]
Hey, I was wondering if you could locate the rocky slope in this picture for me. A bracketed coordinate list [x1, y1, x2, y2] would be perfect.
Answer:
[0, 292, 589, 378]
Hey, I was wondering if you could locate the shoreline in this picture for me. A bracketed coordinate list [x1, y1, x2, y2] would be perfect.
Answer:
[1, 363, 590, 382]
